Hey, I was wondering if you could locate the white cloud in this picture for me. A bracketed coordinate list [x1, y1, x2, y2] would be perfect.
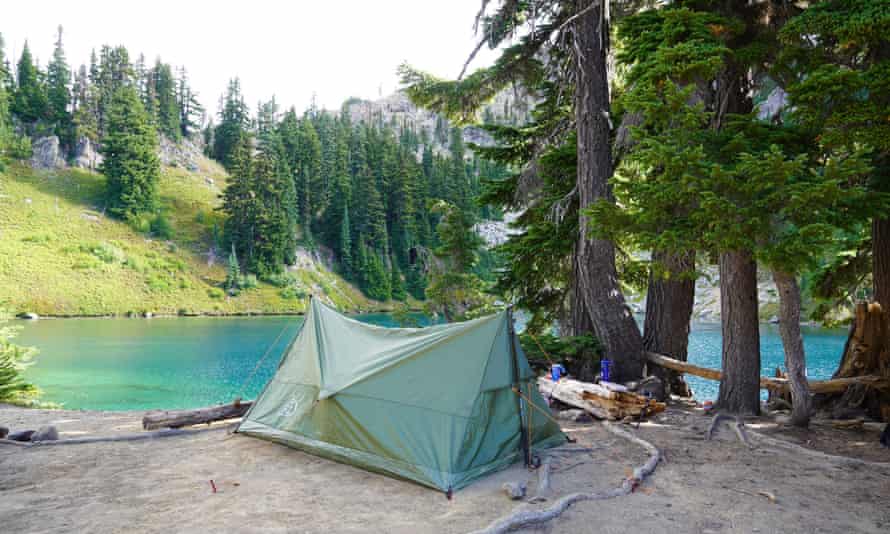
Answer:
[2, 0, 502, 116]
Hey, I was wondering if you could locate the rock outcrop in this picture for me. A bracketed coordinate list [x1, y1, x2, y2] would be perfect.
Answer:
[72, 137, 103, 170]
[158, 135, 203, 171]
[30, 136, 66, 170]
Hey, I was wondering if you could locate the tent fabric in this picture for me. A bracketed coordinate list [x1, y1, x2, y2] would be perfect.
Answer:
[238, 299, 566, 491]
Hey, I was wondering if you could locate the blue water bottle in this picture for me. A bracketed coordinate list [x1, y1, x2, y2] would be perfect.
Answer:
[600, 358, 611, 383]
[550, 363, 565, 382]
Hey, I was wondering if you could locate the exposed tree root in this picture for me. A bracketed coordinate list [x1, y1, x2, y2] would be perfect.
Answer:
[705, 413, 753, 448]
[747, 428, 890, 469]
[469, 421, 660, 534]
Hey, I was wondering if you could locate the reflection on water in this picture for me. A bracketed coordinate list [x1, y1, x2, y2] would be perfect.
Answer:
[17, 315, 847, 410]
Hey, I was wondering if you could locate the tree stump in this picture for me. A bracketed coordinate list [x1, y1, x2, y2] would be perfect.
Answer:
[816, 302, 890, 421]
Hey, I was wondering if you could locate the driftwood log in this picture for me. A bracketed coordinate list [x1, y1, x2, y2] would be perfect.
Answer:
[142, 400, 253, 430]
[538, 376, 665, 421]
[645, 351, 890, 396]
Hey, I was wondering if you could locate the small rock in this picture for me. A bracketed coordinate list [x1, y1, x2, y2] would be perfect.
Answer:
[768, 315, 779, 324]
[502, 481, 527, 500]
[32, 425, 59, 442]
[8, 430, 35, 442]
[0, 426, 8, 439]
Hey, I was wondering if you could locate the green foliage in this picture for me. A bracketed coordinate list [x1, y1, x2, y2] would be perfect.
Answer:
[100, 86, 160, 218]
[589, 4, 884, 284]
[225, 245, 241, 291]
[213, 78, 251, 169]
[519, 332, 601, 377]
[11, 42, 48, 127]
[150, 211, 174, 239]
[0, 310, 38, 402]
[46, 26, 73, 146]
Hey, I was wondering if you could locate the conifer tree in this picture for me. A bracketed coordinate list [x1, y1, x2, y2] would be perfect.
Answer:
[213, 78, 250, 169]
[11, 42, 48, 128]
[390, 258, 407, 301]
[154, 60, 180, 140]
[46, 26, 72, 146]
[226, 244, 241, 292]
[100, 86, 160, 218]
[339, 204, 352, 275]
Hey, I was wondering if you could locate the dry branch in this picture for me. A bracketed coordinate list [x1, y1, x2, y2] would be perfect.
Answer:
[470, 421, 660, 534]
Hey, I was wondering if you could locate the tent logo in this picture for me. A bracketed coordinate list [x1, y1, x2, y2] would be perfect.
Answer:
[279, 396, 300, 418]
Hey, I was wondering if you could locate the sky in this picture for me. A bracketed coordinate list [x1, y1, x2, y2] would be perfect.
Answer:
[3, 0, 501, 116]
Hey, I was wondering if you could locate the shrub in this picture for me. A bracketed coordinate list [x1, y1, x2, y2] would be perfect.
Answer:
[207, 288, 225, 299]
[0, 310, 38, 403]
[151, 212, 174, 240]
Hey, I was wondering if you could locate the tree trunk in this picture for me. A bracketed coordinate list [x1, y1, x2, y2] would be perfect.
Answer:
[875, 216, 890, 311]
[772, 269, 812, 427]
[716, 250, 761, 415]
[643, 250, 695, 397]
[572, 0, 643, 383]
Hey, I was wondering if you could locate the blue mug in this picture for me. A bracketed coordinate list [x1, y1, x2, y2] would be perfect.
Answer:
[601, 359, 611, 382]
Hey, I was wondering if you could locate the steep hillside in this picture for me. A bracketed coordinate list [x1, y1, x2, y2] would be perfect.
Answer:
[0, 155, 374, 316]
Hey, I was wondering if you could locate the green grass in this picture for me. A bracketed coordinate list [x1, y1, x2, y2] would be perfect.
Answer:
[0, 158, 374, 316]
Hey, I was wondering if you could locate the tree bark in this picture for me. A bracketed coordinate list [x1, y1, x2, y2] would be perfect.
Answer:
[772, 269, 812, 427]
[875, 216, 890, 311]
[572, 0, 643, 383]
[643, 250, 695, 397]
[716, 250, 761, 415]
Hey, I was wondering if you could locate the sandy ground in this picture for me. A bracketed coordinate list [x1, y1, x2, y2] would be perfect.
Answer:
[2, 403, 889, 534]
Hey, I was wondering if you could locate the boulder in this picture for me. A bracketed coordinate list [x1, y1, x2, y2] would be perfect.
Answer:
[72, 136, 103, 170]
[32, 425, 59, 442]
[16, 312, 39, 320]
[30, 136, 66, 170]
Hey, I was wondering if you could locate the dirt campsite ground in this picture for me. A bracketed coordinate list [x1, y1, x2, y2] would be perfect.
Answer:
[2, 402, 889, 534]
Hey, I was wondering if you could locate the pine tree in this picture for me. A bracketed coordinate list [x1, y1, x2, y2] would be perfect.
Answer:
[154, 60, 180, 140]
[46, 26, 72, 146]
[213, 78, 250, 170]
[339, 204, 352, 276]
[226, 244, 241, 292]
[220, 134, 257, 267]
[100, 86, 160, 218]
[11, 42, 48, 128]
[176, 67, 203, 138]
[390, 258, 407, 301]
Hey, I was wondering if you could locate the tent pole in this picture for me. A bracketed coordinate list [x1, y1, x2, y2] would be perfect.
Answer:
[507, 306, 531, 468]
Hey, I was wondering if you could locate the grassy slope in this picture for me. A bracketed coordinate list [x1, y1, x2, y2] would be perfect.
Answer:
[0, 157, 374, 316]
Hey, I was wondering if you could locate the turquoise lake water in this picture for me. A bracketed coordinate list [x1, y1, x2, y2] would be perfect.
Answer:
[16, 316, 849, 411]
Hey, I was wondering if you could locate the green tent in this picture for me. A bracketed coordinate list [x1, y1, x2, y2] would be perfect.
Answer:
[238, 299, 566, 492]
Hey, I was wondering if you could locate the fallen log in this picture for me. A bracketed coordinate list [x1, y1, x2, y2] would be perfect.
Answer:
[538, 376, 665, 421]
[142, 400, 253, 430]
[645, 352, 890, 395]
